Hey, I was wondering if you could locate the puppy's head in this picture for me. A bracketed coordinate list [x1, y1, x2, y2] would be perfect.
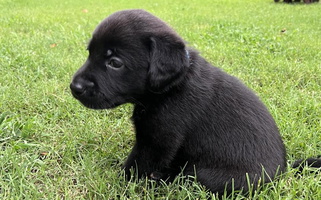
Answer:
[70, 9, 190, 109]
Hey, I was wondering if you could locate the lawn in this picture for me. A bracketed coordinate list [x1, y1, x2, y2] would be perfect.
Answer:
[0, 0, 320, 199]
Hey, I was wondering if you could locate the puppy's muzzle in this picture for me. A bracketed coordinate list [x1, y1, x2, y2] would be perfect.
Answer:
[70, 77, 95, 98]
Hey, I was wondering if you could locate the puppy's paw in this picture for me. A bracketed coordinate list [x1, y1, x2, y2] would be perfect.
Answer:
[150, 171, 164, 181]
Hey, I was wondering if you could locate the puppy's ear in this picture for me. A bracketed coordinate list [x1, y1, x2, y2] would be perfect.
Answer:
[148, 36, 189, 93]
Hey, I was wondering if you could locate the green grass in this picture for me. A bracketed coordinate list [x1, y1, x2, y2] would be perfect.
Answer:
[1, 0, 321, 199]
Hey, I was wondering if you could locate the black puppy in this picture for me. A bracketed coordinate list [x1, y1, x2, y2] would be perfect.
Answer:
[70, 9, 318, 195]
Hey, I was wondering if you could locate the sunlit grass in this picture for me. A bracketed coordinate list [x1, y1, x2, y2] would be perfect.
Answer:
[0, 0, 320, 199]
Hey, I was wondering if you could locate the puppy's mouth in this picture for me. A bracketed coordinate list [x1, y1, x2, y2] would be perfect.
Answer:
[80, 99, 121, 110]
[71, 89, 122, 110]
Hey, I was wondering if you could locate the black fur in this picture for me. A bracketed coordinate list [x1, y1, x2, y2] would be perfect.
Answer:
[292, 157, 321, 173]
[70, 9, 319, 195]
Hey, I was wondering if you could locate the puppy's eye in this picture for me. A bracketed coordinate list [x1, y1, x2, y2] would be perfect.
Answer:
[106, 58, 123, 69]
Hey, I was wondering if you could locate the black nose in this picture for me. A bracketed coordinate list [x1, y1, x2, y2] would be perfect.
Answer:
[70, 78, 95, 97]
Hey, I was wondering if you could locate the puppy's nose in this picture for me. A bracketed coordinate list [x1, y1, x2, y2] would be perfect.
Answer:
[70, 78, 95, 96]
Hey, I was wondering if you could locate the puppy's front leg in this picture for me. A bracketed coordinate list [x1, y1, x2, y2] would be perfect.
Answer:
[123, 137, 180, 180]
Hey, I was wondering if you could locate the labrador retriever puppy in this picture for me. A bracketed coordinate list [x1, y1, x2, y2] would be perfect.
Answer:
[70, 9, 318, 195]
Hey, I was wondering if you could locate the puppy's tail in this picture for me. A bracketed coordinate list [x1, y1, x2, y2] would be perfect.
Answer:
[292, 156, 321, 173]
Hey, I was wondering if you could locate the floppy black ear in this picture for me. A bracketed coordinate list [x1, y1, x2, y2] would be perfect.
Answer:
[148, 36, 189, 93]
